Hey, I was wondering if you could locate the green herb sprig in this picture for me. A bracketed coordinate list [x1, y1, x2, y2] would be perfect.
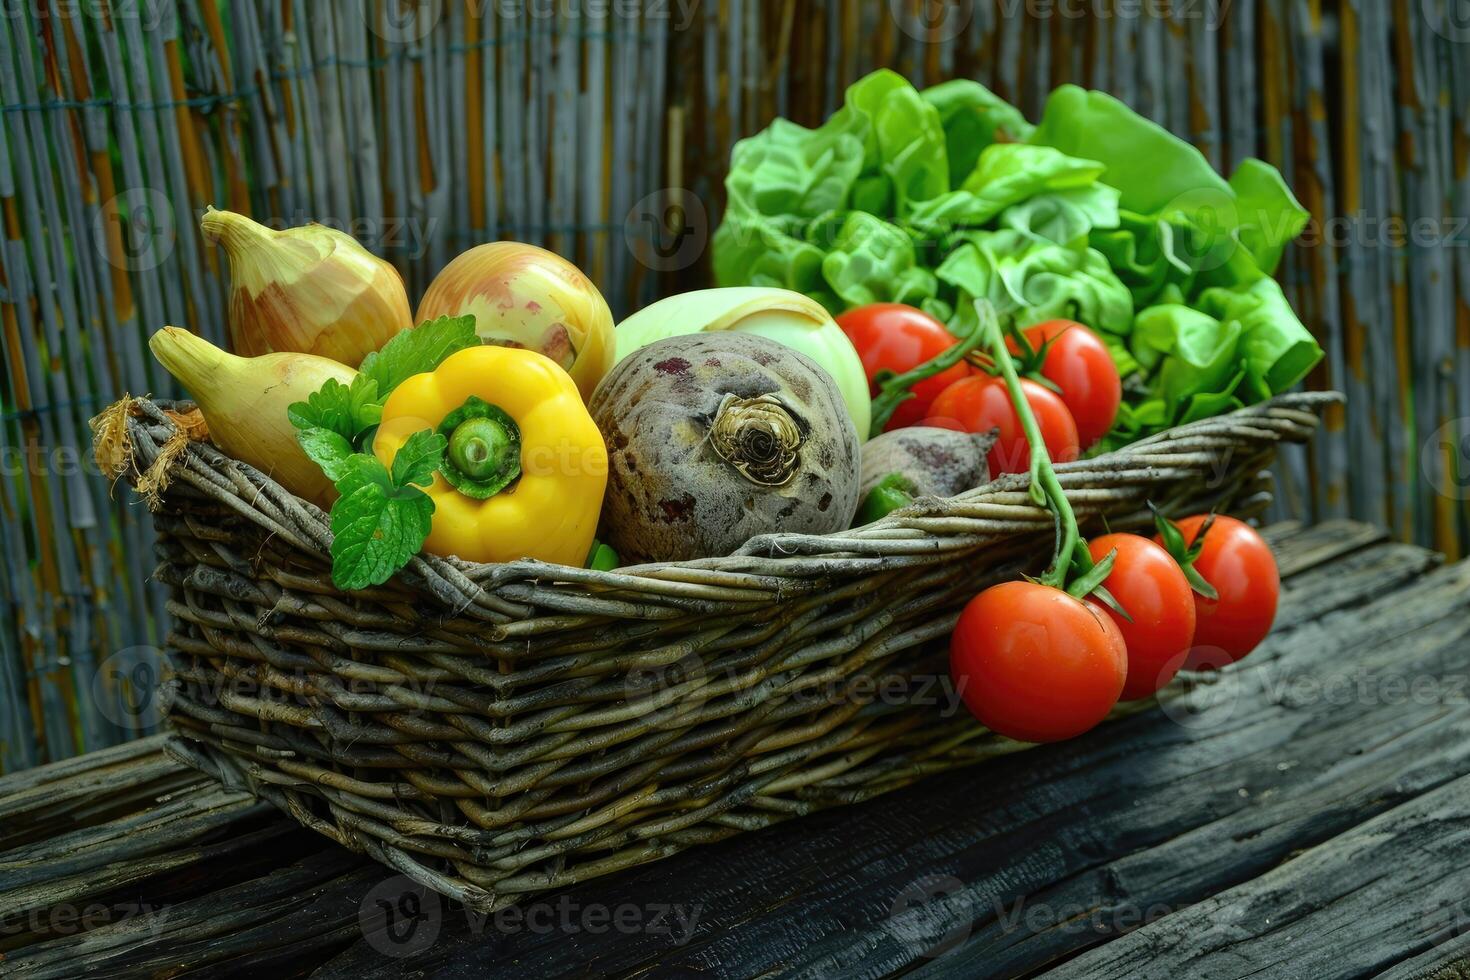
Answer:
[288, 315, 479, 590]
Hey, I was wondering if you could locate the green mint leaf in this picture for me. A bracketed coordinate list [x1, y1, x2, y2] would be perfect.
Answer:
[390, 429, 447, 488]
[360, 315, 479, 396]
[348, 374, 383, 432]
[287, 378, 356, 440]
[296, 426, 356, 482]
[290, 375, 388, 469]
[329, 454, 435, 591]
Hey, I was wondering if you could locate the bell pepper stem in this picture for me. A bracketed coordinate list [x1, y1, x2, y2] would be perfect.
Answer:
[869, 321, 990, 432]
[978, 300, 1078, 591]
[437, 396, 522, 499]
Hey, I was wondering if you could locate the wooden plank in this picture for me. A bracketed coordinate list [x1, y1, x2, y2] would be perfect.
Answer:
[0, 850, 374, 978]
[304, 528, 1464, 978]
[0, 732, 169, 799]
[1037, 772, 1470, 978]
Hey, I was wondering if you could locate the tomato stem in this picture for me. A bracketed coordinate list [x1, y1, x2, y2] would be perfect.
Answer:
[979, 301, 1078, 590]
[869, 321, 990, 432]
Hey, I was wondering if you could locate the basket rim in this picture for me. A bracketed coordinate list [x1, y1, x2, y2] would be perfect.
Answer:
[97, 389, 1340, 600]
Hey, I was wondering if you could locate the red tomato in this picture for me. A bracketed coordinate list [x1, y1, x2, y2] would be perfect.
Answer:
[1011, 321, 1121, 449]
[836, 304, 972, 431]
[1157, 515, 1279, 666]
[926, 374, 1080, 476]
[950, 581, 1127, 742]
[1088, 534, 1197, 700]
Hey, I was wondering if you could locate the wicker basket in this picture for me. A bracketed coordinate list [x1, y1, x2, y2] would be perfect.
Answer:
[98, 390, 1336, 911]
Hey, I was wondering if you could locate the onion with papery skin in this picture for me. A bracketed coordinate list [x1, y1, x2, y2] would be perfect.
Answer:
[149, 327, 357, 507]
[415, 242, 615, 401]
[613, 287, 872, 440]
[200, 208, 412, 367]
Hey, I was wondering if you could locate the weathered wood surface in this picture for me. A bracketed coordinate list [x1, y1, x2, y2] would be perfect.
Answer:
[2, 520, 1469, 978]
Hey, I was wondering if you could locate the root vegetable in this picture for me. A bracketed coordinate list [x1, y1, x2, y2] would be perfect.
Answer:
[859, 426, 996, 501]
[590, 332, 860, 563]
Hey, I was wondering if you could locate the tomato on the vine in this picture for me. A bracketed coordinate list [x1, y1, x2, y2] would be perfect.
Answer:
[926, 374, 1080, 476]
[1011, 320, 1121, 450]
[1156, 515, 1279, 666]
[836, 303, 972, 431]
[1087, 533, 1196, 700]
[950, 581, 1127, 742]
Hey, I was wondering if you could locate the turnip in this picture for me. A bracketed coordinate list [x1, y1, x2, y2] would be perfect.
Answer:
[590, 333, 860, 563]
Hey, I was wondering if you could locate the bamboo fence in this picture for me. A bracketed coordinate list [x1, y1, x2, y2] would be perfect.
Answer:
[0, 0, 1464, 771]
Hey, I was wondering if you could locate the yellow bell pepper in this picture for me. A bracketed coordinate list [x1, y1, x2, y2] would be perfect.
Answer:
[373, 345, 607, 567]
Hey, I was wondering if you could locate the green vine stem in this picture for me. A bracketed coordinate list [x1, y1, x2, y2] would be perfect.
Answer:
[977, 300, 1114, 596]
[869, 320, 991, 432]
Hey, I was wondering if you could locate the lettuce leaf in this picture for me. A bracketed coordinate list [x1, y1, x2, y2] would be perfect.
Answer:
[818, 211, 938, 309]
[908, 144, 1106, 236]
[713, 69, 1322, 449]
[936, 230, 1133, 337]
[999, 184, 1121, 246]
[922, 78, 1035, 185]
[1196, 276, 1323, 399]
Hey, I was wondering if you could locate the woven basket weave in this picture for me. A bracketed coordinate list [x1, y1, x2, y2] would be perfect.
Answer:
[100, 391, 1336, 911]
